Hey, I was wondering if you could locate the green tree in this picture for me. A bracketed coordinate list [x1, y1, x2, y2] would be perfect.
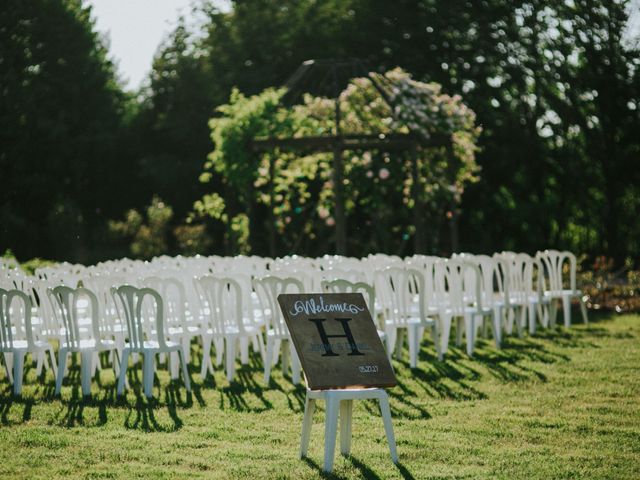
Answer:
[0, 0, 129, 263]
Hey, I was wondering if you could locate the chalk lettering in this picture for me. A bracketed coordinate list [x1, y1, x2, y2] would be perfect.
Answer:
[289, 296, 365, 317]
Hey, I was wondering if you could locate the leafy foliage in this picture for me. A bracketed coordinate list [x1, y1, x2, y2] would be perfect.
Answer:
[197, 68, 480, 255]
[1, 0, 638, 264]
[109, 196, 174, 259]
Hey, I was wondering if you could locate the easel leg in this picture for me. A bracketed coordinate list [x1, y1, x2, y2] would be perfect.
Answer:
[340, 399, 353, 456]
[323, 395, 339, 472]
[300, 394, 316, 458]
[378, 392, 398, 464]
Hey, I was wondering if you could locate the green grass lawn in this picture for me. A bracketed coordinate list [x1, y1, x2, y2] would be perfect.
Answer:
[1, 312, 639, 479]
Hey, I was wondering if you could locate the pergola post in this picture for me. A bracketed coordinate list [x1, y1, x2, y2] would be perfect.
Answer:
[411, 149, 427, 254]
[333, 93, 347, 255]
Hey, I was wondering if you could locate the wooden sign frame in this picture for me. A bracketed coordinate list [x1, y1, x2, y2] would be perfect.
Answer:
[278, 293, 397, 390]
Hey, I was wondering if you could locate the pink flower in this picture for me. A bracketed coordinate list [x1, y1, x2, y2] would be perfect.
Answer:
[366, 170, 374, 178]
[379, 168, 390, 180]
[326, 217, 336, 227]
[318, 207, 330, 219]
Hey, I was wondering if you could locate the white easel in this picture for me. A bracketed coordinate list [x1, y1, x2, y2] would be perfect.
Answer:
[299, 387, 398, 473]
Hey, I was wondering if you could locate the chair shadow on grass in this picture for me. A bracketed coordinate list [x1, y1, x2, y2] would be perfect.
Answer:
[302, 454, 416, 480]
[0, 313, 623, 430]
[364, 314, 618, 420]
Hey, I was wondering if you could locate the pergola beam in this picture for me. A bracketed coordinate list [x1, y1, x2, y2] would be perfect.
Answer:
[250, 133, 448, 153]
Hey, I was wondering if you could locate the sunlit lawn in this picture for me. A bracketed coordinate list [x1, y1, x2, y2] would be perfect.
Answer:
[1, 312, 639, 479]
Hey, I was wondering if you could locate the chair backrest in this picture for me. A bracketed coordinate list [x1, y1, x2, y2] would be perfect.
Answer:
[48, 285, 103, 349]
[374, 267, 426, 325]
[0, 288, 34, 350]
[111, 285, 167, 349]
[434, 260, 483, 314]
[195, 276, 247, 335]
[321, 279, 382, 330]
[462, 254, 509, 309]
[322, 278, 374, 309]
[82, 274, 127, 334]
[536, 249, 577, 292]
[233, 273, 261, 326]
[140, 276, 188, 328]
[320, 267, 366, 284]
[252, 276, 304, 337]
[497, 253, 533, 302]
[405, 255, 440, 306]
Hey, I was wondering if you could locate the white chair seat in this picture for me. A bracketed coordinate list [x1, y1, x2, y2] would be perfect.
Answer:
[545, 289, 582, 297]
[204, 324, 260, 337]
[167, 325, 202, 336]
[124, 339, 181, 350]
[406, 316, 435, 326]
[1, 339, 52, 352]
[60, 338, 116, 350]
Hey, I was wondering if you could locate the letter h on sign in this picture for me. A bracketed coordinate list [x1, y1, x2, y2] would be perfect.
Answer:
[308, 318, 364, 357]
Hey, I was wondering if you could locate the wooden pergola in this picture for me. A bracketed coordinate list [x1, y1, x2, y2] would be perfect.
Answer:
[248, 59, 452, 256]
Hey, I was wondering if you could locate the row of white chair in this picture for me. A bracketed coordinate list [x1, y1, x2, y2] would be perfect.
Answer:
[1, 250, 588, 396]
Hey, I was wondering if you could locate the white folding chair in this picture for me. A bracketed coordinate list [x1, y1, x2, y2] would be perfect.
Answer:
[0, 288, 57, 395]
[49, 285, 120, 396]
[536, 250, 588, 327]
[195, 276, 265, 382]
[253, 276, 304, 385]
[112, 285, 191, 398]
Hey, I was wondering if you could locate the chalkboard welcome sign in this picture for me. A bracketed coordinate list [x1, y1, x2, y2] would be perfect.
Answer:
[278, 293, 397, 390]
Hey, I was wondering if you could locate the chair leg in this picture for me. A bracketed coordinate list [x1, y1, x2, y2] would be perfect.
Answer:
[92, 351, 101, 375]
[299, 394, 316, 458]
[263, 336, 274, 385]
[528, 304, 537, 335]
[407, 323, 418, 368]
[3, 353, 13, 384]
[464, 314, 475, 357]
[323, 394, 340, 473]
[80, 351, 93, 397]
[562, 295, 571, 327]
[239, 337, 249, 365]
[200, 336, 213, 381]
[455, 317, 464, 347]
[111, 348, 121, 379]
[385, 328, 396, 360]
[225, 337, 236, 382]
[55, 349, 68, 395]
[492, 309, 502, 348]
[48, 347, 58, 378]
[394, 329, 405, 358]
[340, 399, 353, 456]
[291, 344, 302, 385]
[440, 314, 452, 355]
[117, 349, 130, 396]
[143, 351, 155, 399]
[178, 348, 191, 392]
[579, 297, 589, 324]
[550, 300, 558, 327]
[182, 337, 191, 364]
[431, 324, 443, 360]
[214, 338, 224, 366]
[505, 308, 514, 335]
[254, 333, 266, 365]
[378, 391, 399, 464]
[272, 339, 282, 365]
[35, 351, 44, 377]
[281, 339, 290, 376]
[169, 352, 179, 380]
[516, 307, 525, 338]
[12, 351, 26, 396]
